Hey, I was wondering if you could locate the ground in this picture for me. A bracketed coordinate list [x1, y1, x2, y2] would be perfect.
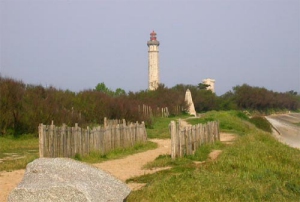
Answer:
[3, 114, 299, 201]
[0, 131, 237, 201]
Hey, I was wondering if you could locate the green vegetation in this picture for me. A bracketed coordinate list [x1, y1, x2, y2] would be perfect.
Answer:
[1, 76, 299, 137]
[127, 111, 300, 201]
[78, 141, 157, 164]
[0, 134, 38, 171]
[95, 82, 126, 96]
[249, 116, 272, 133]
[294, 122, 300, 127]
[146, 113, 191, 139]
[187, 111, 252, 135]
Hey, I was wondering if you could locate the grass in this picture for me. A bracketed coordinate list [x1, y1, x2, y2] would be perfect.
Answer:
[294, 122, 300, 127]
[186, 110, 253, 135]
[141, 141, 226, 171]
[78, 141, 157, 164]
[146, 113, 191, 139]
[127, 111, 300, 201]
[0, 134, 39, 171]
[249, 116, 272, 133]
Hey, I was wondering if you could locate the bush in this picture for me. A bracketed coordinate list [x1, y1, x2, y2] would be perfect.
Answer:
[250, 116, 272, 133]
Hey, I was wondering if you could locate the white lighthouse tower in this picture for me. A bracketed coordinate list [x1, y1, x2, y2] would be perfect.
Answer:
[147, 31, 160, 90]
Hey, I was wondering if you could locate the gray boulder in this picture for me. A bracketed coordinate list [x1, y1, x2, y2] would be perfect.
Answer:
[8, 158, 130, 202]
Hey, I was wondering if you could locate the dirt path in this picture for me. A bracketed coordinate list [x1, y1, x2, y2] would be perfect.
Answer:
[94, 139, 171, 190]
[93, 139, 170, 181]
[0, 170, 25, 202]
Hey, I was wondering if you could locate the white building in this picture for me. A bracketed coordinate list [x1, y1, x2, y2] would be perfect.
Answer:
[202, 78, 215, 93]
[147, 31, 160, 90]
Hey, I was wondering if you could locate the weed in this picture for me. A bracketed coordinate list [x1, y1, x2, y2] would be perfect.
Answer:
[74, 153, 82, 161]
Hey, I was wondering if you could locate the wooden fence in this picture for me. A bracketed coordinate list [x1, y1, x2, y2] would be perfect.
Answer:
[170, 120, 220, 159]
[138, 104, 172, 117]
[39, 120, 147, 158]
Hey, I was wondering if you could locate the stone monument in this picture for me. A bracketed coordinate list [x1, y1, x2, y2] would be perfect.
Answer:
[185, 89, 197, 116]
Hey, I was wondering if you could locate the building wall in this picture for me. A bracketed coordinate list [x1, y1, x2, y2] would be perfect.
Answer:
[202, 78, 215, 93]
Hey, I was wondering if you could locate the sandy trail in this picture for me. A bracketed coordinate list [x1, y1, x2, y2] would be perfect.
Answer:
[0, 170, 25, 202]
[93, 139, 171, 182]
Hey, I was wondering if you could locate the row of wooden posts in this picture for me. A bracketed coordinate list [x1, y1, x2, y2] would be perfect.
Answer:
[170, 120, 220, 159]
[138, 104, 170, 117]
[39, 119, 147, 158]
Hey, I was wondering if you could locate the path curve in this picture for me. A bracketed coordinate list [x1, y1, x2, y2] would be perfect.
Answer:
[94, 139, 171, 181]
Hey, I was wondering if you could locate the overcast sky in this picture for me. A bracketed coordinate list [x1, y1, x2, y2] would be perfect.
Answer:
[0, 0, 299, 95]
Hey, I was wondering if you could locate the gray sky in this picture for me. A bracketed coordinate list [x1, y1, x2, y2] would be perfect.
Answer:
[1, 0, 299, 95]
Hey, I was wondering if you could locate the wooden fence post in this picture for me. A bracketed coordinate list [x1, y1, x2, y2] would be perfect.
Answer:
[170, 121, 176, 159]
[49, 122, 54, 157]
[39, 124, 44, 158]
[104, 117, 107, 128]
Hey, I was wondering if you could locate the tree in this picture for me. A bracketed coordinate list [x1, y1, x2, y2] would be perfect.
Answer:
[95, 82, 112, 95]
[198, 83, 210, 90]
[95, 83, 126, 97]
[115, 88, 126, 96]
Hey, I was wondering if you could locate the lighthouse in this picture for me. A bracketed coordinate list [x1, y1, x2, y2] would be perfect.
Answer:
[147, 31, 160, 90]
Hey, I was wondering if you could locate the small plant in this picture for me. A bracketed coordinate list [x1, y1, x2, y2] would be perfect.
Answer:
[187, 117, 215, 125]
[74, 153, 82, 161]
[236, 111, 250, 120]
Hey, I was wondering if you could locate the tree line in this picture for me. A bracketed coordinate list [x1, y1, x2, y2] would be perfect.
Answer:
[0, 76, 299, 136]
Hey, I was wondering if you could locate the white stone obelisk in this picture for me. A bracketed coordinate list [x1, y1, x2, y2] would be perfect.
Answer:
[147, 31, 160, 90]
[185, 89, 197, 116]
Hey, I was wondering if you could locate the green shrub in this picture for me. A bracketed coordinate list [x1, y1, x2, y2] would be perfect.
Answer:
[250, 116, 272, 133]
[74, 153, 82, 161]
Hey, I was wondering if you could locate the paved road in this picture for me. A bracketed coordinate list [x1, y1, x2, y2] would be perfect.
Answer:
[266, 113, 300, 149]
